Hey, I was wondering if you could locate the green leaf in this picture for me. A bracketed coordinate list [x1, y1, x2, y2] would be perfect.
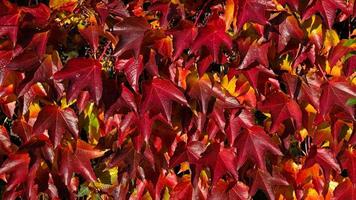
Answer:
[346, 98, 356, 106]
[78, 185, 90, 197]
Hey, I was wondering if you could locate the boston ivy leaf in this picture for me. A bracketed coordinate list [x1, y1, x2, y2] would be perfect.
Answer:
[302, 0, 349, 28]
[258, 91, 302, 133]
[0, 13, 19, 45]
[210, 180, 251, 200]
[54, 58, 103, 105]
[169, 141, 206, 168]
[33, 105, 79, 147]
[0, 125, 16, 154]
[168, 20, 197, 60]
[115, 55, 143, 92]
[278, 15, 305, 52]
[236, 0, 275, 30]
[191, 17, 232, 62]
[0, 153, 30, 192]
[250, 169, 289, 200]
[304, 146, 341, 182]
[239, 41, 270, 69]
[200, 143, 239, 185]
[341, 149, 356, 183]
[141, 77, 188, 122]
[334, 179, 356, 200]
[319, 79, 356, 119]
[18, 52, 63, 97]
[59, 140, 105, 186]
[235, 126, 282, 170]
[113, 17, 150, 58]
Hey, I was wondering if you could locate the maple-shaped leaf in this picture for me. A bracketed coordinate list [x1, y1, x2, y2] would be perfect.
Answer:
[0, 153, 30, 191]
[96, 0, 129, 23]
[226, 109, 254, 145]
[18, 52, 63, 97]
[235, 126, 282, 170]
[278, 15, 305, 52]
[239, 41, 270, 69]
[169, 141, 206, 168]
[236, 0, 275, 30]
[191, 17, 232, 62]
[200, 143, 239, 185]
[11, 119, 32, 143]
[115, 55, 143, 92]
[258, 91, 302, 133]
[0, 13, 19, 45]
[59, 140, 105, 186]
[6, 31, 49, 71]
[78, 25, 100, 53]
[334, 179, 356, 200]
[53, 58, 103, 104]
[250, 169, 289, 200]
[187, 73, 239, 114]
[33, 105, 79, 147]
[0, 125, 16, 154]
[113, 17, 150, 58]
[210, 180, 251, 200]
[341, 149, 356, 183]
[304, 146, 341, 181]
[141, 78, 188, 122]
[303, 0, 349, 28]
[320, 79, 356, 119]
[168, 20, 197, 60]
[242, 65, 276, 93]
[105, 84, 137, 118]
[20, 3, 51, 27]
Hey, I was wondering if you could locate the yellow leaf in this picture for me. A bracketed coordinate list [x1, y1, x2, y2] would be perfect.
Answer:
[221, 75, 237, 96]
[281, 54, 292, 72]
[324, 29, 339, 52]
[305, 104, 317, 113]
[304, 188, 323, 200]
[50, 0, 78, 11]
[224, 0, 235, 31]
[299, 128, 309, 141]
[162, 187, 170, 200]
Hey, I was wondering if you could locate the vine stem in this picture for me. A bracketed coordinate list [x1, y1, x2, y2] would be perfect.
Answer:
[99, 41, 111, 61]
[194, 0, 213, 26]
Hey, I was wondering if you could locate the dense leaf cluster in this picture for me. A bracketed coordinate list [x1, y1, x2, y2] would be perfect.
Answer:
[0, 0, 355, 199]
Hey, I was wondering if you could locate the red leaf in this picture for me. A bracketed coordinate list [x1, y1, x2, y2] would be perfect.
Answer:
[334, 179, 356, 200]
[141, 78, 188, 122]
[33, 105, 79, 147]
[0, 125, 16, 154]
[191, 17, 232, 62]
[200, 143, 239, 184]
[319, 79, 356, 119]
[236, 0, 275, 30]
[168, 20, 197, 60]
[115, 55, 143, 92]
[235, 126, 282, 170]
[250, 169, 289, 200]
[79, 25, 100, 53]
[302, 0, 349, 28]
[278, 15, 304, 52]
[304, 146, 341, 181]
[0, 153, 30, 191]
[54, 58, 103, 104]
[239, 41, 270, 69]
[0, 13, 19, 45]
[113, 17, 150, 58]
[258, 91, 302, 133]
[59, 140, 105, 186]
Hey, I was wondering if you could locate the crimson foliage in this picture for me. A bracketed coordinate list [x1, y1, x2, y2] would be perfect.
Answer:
[0, 0, 355, 199]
